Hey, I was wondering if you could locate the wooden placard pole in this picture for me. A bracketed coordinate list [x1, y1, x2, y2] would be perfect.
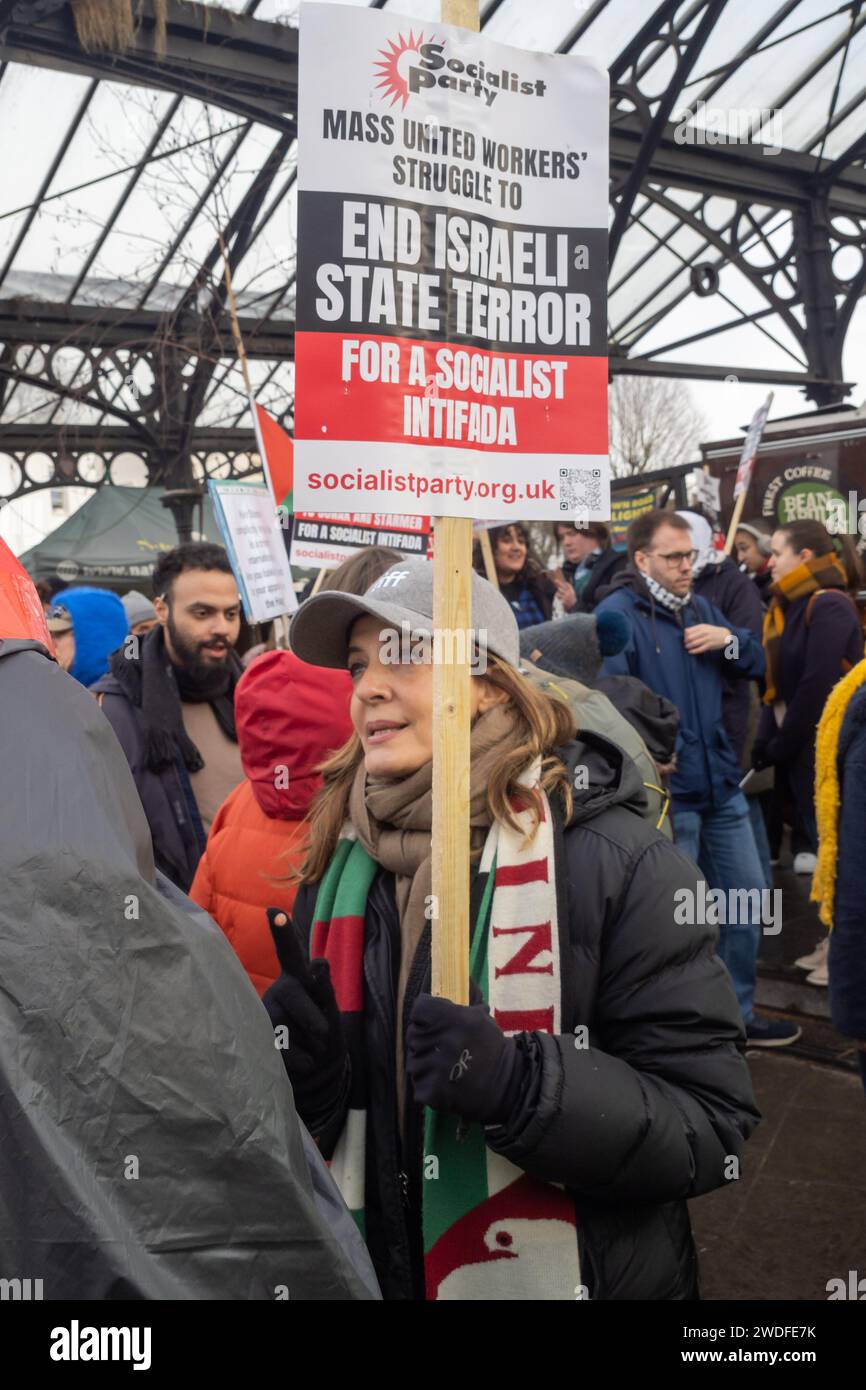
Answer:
[430, 0, 480, 1005]
[310, 566, 330, 597]
[479, 527, 499, 587]
[220, 234, 252, 398]
[724, 489, 750, 555]
[724, 391, 773, 554]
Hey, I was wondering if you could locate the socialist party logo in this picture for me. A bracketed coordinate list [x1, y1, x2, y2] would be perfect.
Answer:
[374, 32, 547, 110]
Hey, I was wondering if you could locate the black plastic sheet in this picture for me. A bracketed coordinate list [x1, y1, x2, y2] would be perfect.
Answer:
[0, 640, 378, 1300]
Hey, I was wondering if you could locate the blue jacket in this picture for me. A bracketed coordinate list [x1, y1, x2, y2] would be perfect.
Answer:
[596, 572, 765, 813]
[830, 680, 866, 1042]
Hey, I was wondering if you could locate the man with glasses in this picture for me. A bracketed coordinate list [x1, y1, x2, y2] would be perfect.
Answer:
[596, 510, 800, 1047]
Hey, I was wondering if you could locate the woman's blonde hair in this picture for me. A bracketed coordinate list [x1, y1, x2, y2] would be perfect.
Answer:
[298, 655, 577, 883]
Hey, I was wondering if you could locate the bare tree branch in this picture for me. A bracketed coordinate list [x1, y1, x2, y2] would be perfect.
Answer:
[608, 376, 706, 477]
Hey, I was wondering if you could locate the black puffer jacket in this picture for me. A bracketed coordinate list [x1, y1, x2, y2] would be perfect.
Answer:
[93, 637, 244, 891]
[93, 664, 206, 891]
[693, 557, 764, 759]
[571, 545, 629, 612]
[291, 731, 760, 1300]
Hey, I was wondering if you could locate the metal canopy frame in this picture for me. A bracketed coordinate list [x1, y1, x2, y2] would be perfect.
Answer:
[0, 0, 865, 534]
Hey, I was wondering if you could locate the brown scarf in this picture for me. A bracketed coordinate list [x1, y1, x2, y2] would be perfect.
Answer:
[346, 702, 522, 1111]
[762, 551, 849, 705]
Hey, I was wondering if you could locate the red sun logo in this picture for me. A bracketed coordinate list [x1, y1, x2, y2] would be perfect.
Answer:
[373, 30, 435, 110]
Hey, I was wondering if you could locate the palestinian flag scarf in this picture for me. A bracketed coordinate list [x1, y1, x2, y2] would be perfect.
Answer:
[762, 551, 849, 705]
[309, 776, 581, 1300]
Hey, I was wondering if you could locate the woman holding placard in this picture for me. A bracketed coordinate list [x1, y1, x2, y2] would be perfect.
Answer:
[264, 558, 758, 1300]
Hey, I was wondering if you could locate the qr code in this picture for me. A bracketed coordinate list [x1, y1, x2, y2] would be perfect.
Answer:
[558, 467, 603, 517]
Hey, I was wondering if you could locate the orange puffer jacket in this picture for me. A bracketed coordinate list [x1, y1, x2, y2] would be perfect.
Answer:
[190, 649, 353, 995]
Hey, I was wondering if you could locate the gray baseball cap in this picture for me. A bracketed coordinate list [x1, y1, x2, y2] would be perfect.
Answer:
[289, 558, 520, 669]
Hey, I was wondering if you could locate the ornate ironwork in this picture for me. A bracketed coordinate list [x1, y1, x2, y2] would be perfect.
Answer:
[1, 0, 865, 531]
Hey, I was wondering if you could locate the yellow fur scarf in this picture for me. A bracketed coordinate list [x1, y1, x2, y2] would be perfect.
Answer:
[811, 657, 866, 928]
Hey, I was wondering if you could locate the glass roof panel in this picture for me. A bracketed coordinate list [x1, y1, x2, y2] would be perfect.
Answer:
[0, 66, 92, 224]
[132, 119, 286, 305]
[1, 0, 864, 443]
[484, 0, 590, 55]
[817, 103, 866, 163]
[794, 25, 866, 157]
[0, 80, 180, 295]
[565, 2, 639, 69]
[705, 1, 862, 127]
[0, 67, 95, 289]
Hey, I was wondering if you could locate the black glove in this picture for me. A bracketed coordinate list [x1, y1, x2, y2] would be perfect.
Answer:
[405, 993, 528, 1125]
[263, 909, 348, 1124]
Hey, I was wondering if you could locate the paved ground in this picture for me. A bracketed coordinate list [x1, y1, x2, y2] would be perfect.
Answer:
[691, 1051, 866, 1300]
[690, 839, 866, 1302]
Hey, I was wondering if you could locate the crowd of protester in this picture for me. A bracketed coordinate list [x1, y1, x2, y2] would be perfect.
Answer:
[6, 498, 865, 1301]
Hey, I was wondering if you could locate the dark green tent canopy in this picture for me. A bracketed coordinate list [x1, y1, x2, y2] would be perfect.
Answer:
[19, 487, 220, 593]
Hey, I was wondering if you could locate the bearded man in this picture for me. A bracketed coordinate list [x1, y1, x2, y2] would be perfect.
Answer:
[94, 542, 244, 889]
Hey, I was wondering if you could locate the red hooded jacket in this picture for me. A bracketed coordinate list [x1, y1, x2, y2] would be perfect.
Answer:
[190, 649, 353, 995]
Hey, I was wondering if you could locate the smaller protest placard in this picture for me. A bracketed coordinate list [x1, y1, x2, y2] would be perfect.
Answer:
[694, 470, 721, 517]
[608, 488, 654, 546]
[734, 393, 773, 499]
[208, 480, 298, 623]
[290, 510, 432, 571]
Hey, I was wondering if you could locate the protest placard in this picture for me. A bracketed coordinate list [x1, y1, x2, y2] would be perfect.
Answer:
[294, 2, 609, 523]
[608, 488, 655, 546]
[694, 469, 721, 519]
[208, 480, 298, 623]
[727, 391, 774, 550]
[734, 393, 774, 500]
[290, 510, 432, 570]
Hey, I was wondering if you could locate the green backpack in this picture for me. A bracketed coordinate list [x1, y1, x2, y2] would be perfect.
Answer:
[523, 662, 672, 839]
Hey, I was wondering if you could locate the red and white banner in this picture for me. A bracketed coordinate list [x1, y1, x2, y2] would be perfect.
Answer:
[295, 2, 609, 521]
[291, 510, 432, 571]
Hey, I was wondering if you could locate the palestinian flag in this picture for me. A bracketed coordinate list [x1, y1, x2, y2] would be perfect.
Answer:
[310, 834, 376, 1235]
[422, 811, 581, 1300]
[312, 777, 582, 1300]
[253, 398, 294, 514]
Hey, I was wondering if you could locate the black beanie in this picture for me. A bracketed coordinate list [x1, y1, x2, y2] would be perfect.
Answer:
[519, 610, 631, 684]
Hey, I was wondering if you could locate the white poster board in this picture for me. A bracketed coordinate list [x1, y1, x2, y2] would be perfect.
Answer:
[734, 394, 773, 499]
[208, 481, 298, 624]
[294, 2, 610, 521]
[694, 470, 721, 515]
